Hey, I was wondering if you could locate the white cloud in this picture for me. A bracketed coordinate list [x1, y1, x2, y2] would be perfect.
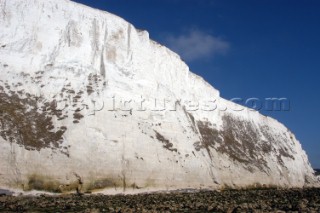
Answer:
[165, 29, 229, 62]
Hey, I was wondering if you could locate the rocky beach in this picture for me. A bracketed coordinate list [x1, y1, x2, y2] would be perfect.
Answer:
[1, 188, 320, 212]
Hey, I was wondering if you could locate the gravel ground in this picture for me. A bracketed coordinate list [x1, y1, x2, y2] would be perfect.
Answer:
[0, 188, 319, 212]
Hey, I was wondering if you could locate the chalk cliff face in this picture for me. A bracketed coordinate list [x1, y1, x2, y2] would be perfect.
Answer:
[0, 0, 317, 194]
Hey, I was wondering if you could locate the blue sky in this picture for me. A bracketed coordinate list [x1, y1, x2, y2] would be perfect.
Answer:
[73, 0, 320, 168]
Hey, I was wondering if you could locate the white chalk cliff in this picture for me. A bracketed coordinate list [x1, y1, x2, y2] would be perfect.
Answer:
[0, 0, 318, 194]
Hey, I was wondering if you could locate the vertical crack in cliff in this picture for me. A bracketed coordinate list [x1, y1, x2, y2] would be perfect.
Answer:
[100, 48, 106, 78]
[127, 23, 132, 57]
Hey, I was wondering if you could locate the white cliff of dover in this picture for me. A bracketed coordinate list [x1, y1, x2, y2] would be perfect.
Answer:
[0, 0, 318, 194]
